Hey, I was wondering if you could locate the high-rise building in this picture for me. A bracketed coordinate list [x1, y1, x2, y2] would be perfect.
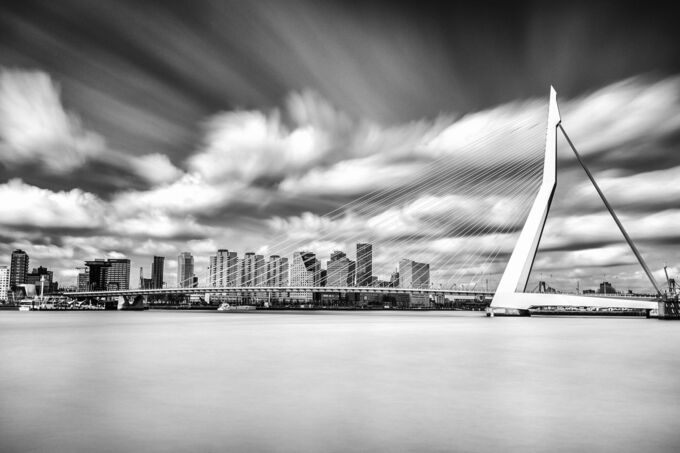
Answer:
[9, 249, 29, 289]
[85, 259, 111, 291]
[312, 258, 322, 287]
[356, 243, 372, 287]
[77, 268, 89, 291]
[151, 256, 165, 289]
[290, 252, 320, 286]
[82, 258, 130, 290]
[348, 261, 356, 287]
[106, 259, 130, 290]
[266, 255, 289, 287]
[0, 266, 9, 301]
[390, 271, 400, 288]
[241, 252, 265, 287]
[177, 252, 194, 288]
[289, 251, 319, 302]
[399, 259, 430, 289]
[209, 250, 239, 287]
[326, 251, 355, 287]
[208, 253, 218, 287]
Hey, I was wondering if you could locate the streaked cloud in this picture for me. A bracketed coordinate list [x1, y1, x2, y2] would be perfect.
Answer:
[0, 178, 106, 228]
[0, 69, 104, 172]
[1, 62, 679, 290]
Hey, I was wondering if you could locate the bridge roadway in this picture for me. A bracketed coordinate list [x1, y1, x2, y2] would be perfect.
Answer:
[63, 286, 660, 309]
[64, 286, 494, 299]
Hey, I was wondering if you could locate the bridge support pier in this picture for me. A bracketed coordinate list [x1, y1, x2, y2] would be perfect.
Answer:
[117, 295, 148, 310]
[658, 298, 680, 320]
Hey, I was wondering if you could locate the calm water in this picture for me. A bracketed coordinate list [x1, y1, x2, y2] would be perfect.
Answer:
[1, 311, 679, 453]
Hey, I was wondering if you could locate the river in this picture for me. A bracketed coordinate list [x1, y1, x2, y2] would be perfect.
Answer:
[1, 311, 678, 452]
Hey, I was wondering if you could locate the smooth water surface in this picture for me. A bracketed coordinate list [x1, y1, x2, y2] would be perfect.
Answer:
[1, 311, 679, 452]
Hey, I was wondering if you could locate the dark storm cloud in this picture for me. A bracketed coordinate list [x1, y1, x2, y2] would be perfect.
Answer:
[539, 239, 621, 253]
[3, 0, 677, 167]
[555, 127, 680, 178]
[0, 160, 149, 197]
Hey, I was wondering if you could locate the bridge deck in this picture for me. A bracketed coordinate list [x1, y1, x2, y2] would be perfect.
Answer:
[64, 286, 493, 298]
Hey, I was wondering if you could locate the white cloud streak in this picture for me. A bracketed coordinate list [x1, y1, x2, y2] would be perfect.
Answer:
[1, 69, 680, 291]
[0, 69, 104, 172]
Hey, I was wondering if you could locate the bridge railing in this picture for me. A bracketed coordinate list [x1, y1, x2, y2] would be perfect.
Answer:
[63, 285, 494, 298]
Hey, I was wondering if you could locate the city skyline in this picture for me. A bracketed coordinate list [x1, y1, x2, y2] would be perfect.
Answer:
[1, 1, 680, 293]
[4, 237, 643, 296]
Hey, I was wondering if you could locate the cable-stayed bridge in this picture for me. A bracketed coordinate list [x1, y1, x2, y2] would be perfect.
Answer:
[64, 87, 664, 314]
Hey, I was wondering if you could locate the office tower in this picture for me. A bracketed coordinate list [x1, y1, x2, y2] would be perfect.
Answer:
[0, 266, 9, 301]
[326, 251, 355, 287]
[290, 252, 319, 286]
[356, 243, 372, 287]
[398, 259, 430, 289]
[290, 251, 318, 302]
[241, 252, 265, 287]
[266, 255, 289, 286]
[82, 258, 130, 291]
[106, 259, 131, 290]
[85, 259, 111, 291]
[9, 249, 29, 289]
[177, 252, 194, 288]
[151, 256, 165, 289]
[77, 268, 89, 291]
[413, 261, 430, 289]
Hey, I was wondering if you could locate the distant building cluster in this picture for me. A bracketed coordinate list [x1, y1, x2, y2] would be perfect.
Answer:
[0, 249, 60, 302]
[0, 243, 435, 303]
[81, 258, 131, 291]
[0, 245, 650, 307]
[201, 243, 430, 294]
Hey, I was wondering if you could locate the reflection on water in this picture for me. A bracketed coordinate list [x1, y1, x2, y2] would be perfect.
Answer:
[1, 311, 679, 452]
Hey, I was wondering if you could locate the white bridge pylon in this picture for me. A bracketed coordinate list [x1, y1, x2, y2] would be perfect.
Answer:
[490, 86, 659, 315]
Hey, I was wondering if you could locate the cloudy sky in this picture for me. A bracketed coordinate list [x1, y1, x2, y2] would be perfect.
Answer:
[1, 0, 679, 292]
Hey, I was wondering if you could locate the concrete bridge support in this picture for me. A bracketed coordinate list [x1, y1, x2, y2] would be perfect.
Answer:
[490, 87, 658, 315]
[117, 294, 148, 310]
